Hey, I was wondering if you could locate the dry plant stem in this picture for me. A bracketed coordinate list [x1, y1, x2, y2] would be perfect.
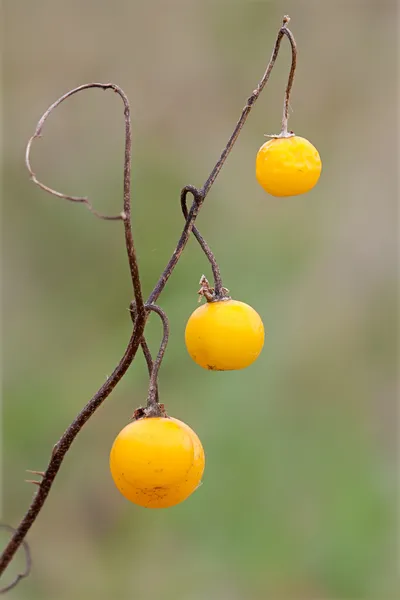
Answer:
[145, 305, 170, 408]
[1, 83, 147, 578]
[140, 338, 156, 382]
[25, 83, 146, 317]
[0, 328, 144, 579]
[130, 303, 169, 409]
[280, 18, 297, 136]
[26, 85, 123, 219]
[129, 303, 159, 402]
[0, 526, 31, 594]
[148, 18, 296, 305]
[180, 186, 225, 298]
[0, 16, 297, 583]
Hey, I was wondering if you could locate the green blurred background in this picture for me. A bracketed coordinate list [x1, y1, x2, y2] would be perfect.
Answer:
[2, 1, 398, 599]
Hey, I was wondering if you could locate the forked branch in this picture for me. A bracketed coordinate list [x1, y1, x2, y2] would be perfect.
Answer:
[0, 16, 297, 587]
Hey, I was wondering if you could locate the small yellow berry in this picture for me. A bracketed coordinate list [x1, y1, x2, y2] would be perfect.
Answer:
[110, 417, 205, 508]
[256, 135, 321, 197]
[185, 299, 264, 371]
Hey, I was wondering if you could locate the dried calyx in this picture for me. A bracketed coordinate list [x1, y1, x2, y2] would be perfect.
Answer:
[264, 130, 295, 139]
[198, 275, 230, 303]
[132, 403, 167, 421]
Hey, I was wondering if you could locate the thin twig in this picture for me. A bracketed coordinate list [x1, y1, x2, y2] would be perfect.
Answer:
[148, 17, 296, 304]
[129, 302, 159, 403]
[25, 84, 123, 220]
[0, 16, 297, 586]
[0, 327, 144, 579]
[0, 526, 31, 594]
[130, 303, 169, 409]
[280, 17, 297, 136]
[140, 338, 156, 380]
[145, 305, 170, 408]
[180, 186, 225, 298]
[25, 83, 146, 317]
[1, 83, 147, 579]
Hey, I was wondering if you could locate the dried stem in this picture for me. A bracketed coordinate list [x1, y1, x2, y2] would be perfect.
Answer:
[140, 338, 157, 393]
[130, 303, 169, 410]
[0, 526, 31, 594]
[0, 16, 297, 586]
[129, 302, 159, 403]
[1, 83, 148, 580]
[0, 328, 144, 579]
[280, 17, 297, 136]
[180, 186, 225, 298]
[148, 17, 296, 304]
[145, 305, 170, 408]
[26, 84, 122, 220]
[25, 83, 146, 317]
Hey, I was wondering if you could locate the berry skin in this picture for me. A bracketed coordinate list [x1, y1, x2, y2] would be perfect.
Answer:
[110, 417, 205, 509]
[185, 299, 264, 371]
[256, 135, 321, 197]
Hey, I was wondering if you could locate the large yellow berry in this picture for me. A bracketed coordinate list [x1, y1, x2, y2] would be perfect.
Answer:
[256, 135, 321, 197]
[110, 417, 205, 509]
[185, 299, 264, 371]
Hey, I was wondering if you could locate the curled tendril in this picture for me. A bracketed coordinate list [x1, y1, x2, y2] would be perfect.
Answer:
[25, 83, 128, 221]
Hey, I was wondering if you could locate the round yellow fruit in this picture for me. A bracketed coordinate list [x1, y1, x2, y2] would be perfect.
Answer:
[185, 299, 264, 371]
[256, 135, 321, 197]
[110, 417, 205, 508]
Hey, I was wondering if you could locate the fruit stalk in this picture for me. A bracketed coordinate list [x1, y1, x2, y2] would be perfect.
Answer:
[280, 17, 297, 137]
[145, 305, 170, 411]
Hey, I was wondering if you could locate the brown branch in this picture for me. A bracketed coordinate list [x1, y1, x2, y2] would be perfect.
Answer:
[0, 16, 297, 586]
[25, 83, 146, 317]
[129, 303, 159, 403]
[130, 303, 169, 411]
[25, 84, 124, 220]
[0, 526, 31, 593]
[1, 83, 147, 580]
[180, 186, 226, 299]
[148, 17, 297, 305]
[0, 327, 144, 579]
[145, 305, 170, 409]
[140, 338, 157, 388]
[280, 17, 297, 136]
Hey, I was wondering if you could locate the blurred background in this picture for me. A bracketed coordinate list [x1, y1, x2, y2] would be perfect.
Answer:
[2, 1, 398, 599]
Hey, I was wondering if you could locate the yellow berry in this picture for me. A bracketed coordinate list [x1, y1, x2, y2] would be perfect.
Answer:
[256, 135, 321, 197]
[185, 299, 264, 371]
[110, 417, 205, 509]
